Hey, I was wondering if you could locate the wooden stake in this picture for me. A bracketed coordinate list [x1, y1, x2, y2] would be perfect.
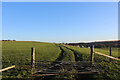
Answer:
[118, 48, 120, 59]
[110, 47, 112, 62]
[90, 45, 94, 64]
[31, 47, 35, 74]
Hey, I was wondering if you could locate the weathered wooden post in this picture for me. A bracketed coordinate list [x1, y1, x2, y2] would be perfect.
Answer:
[118, 48, 120, 59]
[31, 47, 35, 74]
[110, 47, 112, 62]
[90, 45, 94, 64]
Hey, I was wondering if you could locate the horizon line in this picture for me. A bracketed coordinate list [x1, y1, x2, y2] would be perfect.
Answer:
[0, 39, 119, 43]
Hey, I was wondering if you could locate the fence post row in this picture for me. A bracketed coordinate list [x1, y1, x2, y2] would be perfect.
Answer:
[90, 45, 94, 64]
[31, 47, 35, 74]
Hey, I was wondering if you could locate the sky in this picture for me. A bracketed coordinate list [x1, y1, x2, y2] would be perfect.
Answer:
[2, 2, 118, 43]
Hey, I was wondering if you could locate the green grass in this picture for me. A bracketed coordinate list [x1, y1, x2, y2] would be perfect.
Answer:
[66, 46, 90, 61]
[66, 46, 120, 80]
[2, 42, 76, 79]
[53, 45, 76, 79]
[2, 41, 61, 78]
[58, 45, 75, 61]
[2, 41, 120, 79]
[95, 48, 118, 58]
[2, 41, 61, 64]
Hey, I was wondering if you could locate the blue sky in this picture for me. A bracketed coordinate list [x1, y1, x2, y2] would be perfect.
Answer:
[2, 2, 118, 43]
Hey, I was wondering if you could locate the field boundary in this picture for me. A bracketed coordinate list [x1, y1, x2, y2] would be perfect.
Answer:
[94, 51, 120, 61]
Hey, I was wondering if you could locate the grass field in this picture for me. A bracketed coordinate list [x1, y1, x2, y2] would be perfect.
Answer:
[57, 44, 75, 61]
[2, 41, 76, 78]
[66, 46, 120, 80]
[95, 48, 118, 58]
[2, 41, 61, 64]
[2, 41, 61, 78]
[2, 41, 120, 80]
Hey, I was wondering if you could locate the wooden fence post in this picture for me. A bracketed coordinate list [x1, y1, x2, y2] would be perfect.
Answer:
[90, 45, 94, 64]
[31, 47, 35, 74]
[110, 47, 112, 62]
[118, 48, 120, 59]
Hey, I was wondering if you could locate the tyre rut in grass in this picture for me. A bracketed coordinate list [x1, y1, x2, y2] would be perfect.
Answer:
[63, 46, 83, 61]
[64, 46, 97, 80]
[42, 44, 76, 80]
[63, 46, 83, 80]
